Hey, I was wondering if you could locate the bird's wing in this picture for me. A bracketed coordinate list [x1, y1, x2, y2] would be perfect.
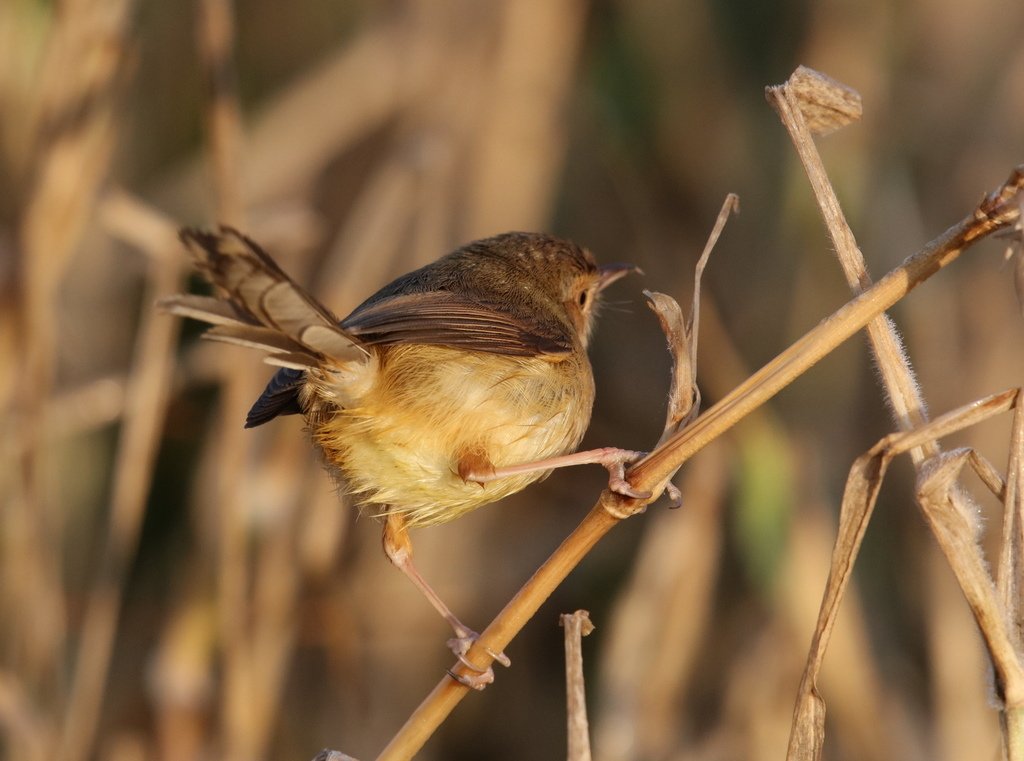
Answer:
[341, 289, 573, 357]
[161, 227, 369, 371]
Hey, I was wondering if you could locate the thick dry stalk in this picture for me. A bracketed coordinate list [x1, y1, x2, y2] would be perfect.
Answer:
[374, 166, 1024, 761]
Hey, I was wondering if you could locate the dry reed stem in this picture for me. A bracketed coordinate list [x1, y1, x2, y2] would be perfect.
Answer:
[767, 67, 930, 448]
[193, 2, 270, 758]
[561, 610, 595, 761]
[9, 0, 133, 693]
[998, 395, 1024, 648]
[197, 0, 245, 227]
[0, 672, 49, 761]
[766, 67, 1024, 758]
[59, 194, 183, 761]
[159, 17, 412, 212]
[463, 0, 587, 237]
[374, 163, 1024, 761]
[639, 193, 739, 508]
[1000, 402, 1024, 756]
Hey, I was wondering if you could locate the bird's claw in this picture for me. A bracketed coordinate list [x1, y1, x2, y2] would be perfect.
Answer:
[446, 630, 510, 690]
[604, 450, 652, 499]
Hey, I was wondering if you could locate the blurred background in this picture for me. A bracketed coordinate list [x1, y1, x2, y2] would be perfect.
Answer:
[2, 1, 1023, 759]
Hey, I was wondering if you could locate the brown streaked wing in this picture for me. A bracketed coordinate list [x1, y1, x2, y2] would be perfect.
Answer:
[341, 290, 572, 357]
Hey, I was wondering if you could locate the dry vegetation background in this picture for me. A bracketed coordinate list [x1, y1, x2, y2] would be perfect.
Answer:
[2, 1, 1023, 760]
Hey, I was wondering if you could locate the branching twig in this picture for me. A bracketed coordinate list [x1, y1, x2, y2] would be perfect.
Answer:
[786, 389, 1023, 760]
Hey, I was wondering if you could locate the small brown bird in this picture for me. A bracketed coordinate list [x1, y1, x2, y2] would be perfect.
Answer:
[163, 228, 641, 684]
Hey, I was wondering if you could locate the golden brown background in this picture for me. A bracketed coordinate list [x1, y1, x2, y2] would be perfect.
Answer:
[2, 1, 1023, 759]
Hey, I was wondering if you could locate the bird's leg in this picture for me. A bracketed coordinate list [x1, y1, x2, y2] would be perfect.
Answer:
[382, 511, 510, 689]
[461, 447, 651, 499]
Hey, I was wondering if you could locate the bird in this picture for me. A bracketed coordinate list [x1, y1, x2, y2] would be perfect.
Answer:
[161, 227, 642, 686]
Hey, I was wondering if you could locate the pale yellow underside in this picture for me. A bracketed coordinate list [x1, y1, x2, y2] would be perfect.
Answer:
[304, 344, 594, 528]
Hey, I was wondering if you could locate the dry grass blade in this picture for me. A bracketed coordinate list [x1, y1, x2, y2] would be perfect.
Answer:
[912, 399, 1024, 758]
[786, 448, 886, 761]
[640, 193, 738, 505]
[561, 610, 595, 761]
[646, 193, 739, 443]
[374, 165, 1024, 761]
[917, 449, 1024, 684]
[787, 389, 1020, 760]
[687, 193, 739, 378]
[644, 292, 691, 434]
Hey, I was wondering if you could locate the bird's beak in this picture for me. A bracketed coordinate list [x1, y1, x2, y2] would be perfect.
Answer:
[597, 262, 641, 291]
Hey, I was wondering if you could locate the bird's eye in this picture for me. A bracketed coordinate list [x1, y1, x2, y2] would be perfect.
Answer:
[578, 289, 589, 307]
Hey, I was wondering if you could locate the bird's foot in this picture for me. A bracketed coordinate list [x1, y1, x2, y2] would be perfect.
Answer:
[597, 448, 652, 499]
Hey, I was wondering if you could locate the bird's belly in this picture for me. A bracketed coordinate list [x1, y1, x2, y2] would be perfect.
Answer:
[307, 345, 594, 527]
